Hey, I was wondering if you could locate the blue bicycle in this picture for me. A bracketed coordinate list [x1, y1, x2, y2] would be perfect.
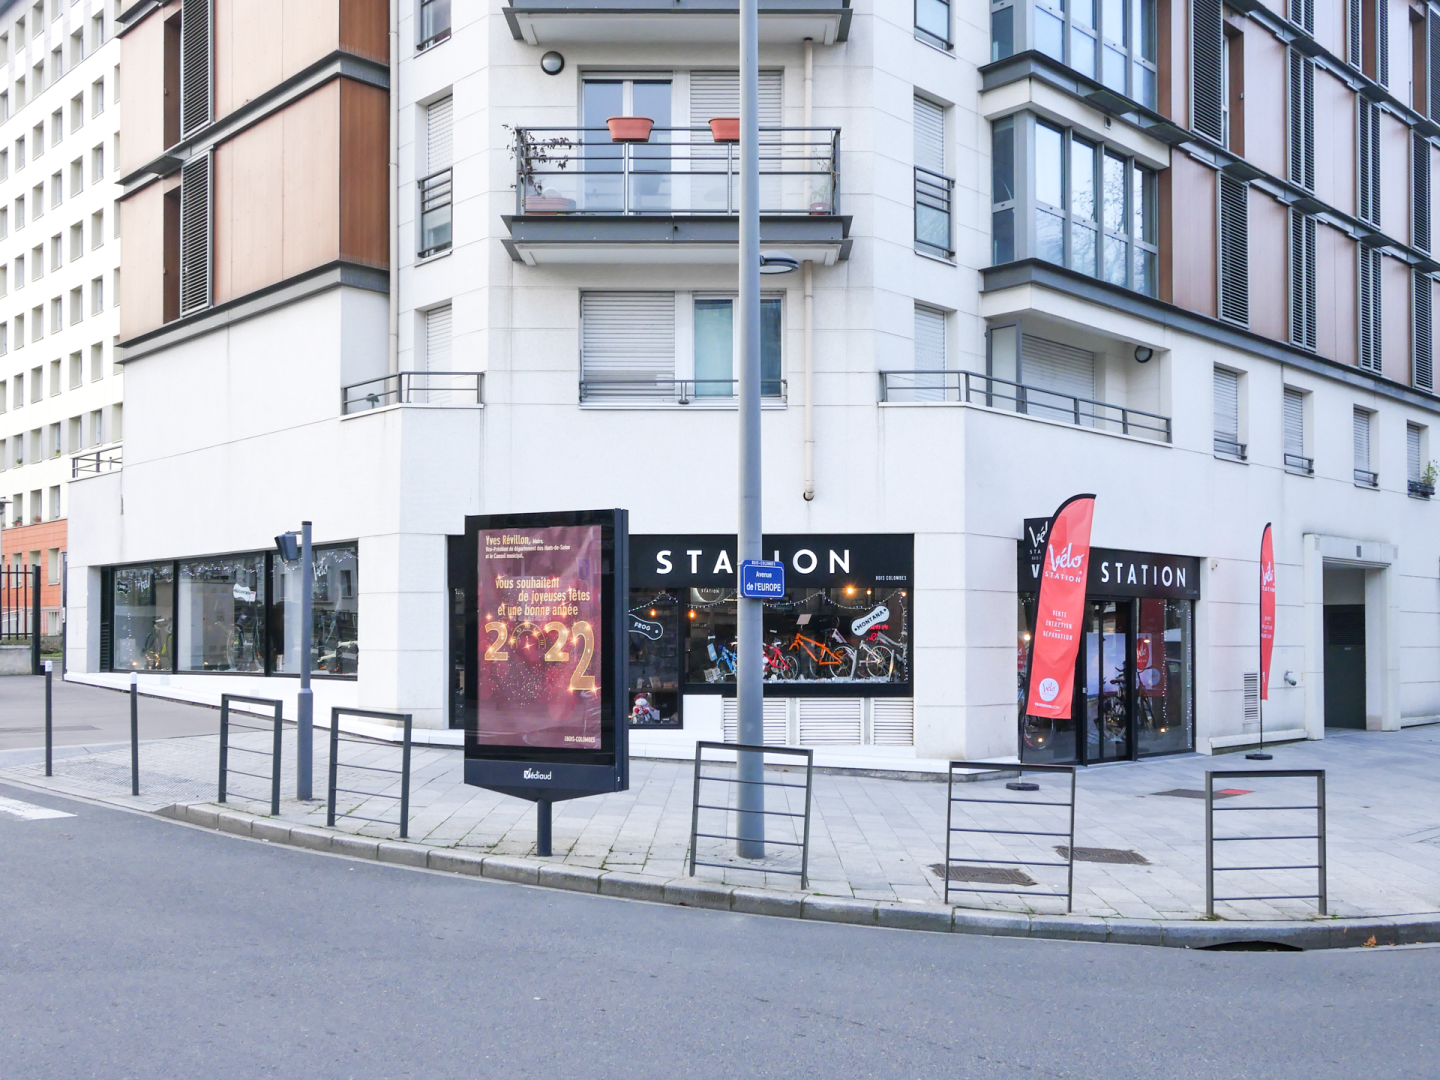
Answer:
[706, 636, 738, 680]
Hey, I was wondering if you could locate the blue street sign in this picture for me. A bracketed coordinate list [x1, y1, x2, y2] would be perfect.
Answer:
[739, 559, 786, 599]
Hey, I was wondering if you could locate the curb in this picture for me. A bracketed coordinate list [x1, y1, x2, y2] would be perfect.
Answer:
[154, 801, 1440, 951]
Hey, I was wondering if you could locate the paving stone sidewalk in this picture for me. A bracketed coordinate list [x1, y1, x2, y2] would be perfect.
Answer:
[7, 722, 1440, 923]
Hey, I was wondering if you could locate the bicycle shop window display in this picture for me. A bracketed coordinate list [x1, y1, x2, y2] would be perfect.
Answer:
[270, 543, 359, 675]
[178, 554, 268, 672]
[110, 562, 174, 671]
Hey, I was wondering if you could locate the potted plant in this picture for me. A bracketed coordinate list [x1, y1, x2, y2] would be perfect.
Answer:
[708, 117, 740, 144]
[808, 176, 834, 215]
[1421, 460, 1438, 498]
[507, 125, 577, 213]
[606, 116, 655, 143]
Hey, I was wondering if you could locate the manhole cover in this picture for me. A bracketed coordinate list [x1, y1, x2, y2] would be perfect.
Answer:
[1055, 845, 1150, 865]
[1151, 788, 1251, 799]
[929, 863, 1036, 886]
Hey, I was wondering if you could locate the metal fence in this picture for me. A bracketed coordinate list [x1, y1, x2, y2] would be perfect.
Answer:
[944, 761, 1077, 912]
[1206, 769, 1327, 917]
[0, 565, 41, 673]
[341, 371, 483, 414]
[326, 708, 414, 839]
[217, 694, 283, 817]
[72, 447, 123, 478]
[688, 741, 813, 889]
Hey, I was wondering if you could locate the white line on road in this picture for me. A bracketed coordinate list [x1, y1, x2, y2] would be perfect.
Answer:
[0, 795, 76, 821]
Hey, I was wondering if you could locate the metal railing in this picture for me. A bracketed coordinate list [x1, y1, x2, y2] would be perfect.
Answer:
[342, 371, 483, 414]
[580, 377, 786, 404]
[1354, 467, 1379, 487]
[1205, 769, 1326, 917]
[72, 446, 122, 477]
[914, 165, 954, 259]
[327, 708, 414, 839]
[419, 167, 453, 257]
[0, 565, 40, 671]
[878, 369, 1172, 442]
[218, 694, 283, 818]
[944, 761, 1077, 912]
[1284, 452, 1314, 474]
[1408, 478, 1434, 498]
[1214, 434, 1248, 459]
[688, 741, 813, 889]
[513, 126, 841, 217]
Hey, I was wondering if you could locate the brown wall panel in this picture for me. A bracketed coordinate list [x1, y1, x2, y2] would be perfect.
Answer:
[339, 0, 389, 63]
[1387, 0, 1412, 105]
[119, 1, 181, 176]
[1381, 253, 1412, 383]
[1243, 25, 1286, 179]
[1165, 153, 1216, 318]
[1316, 223, 1358, 367]
[339, 81, 390, 269]
[119, 183, 169, 340]
[1314, 68, 1356, 218]
[213, 110, 286, 305]
[1380, 112, 1411, 245]
[281, 81, 343, 279]
[1314, 0, 1348, 59]
[1249, 192, 1288, 342]
[213, 0, 340, 121]
[1157, 0, 1187, 125]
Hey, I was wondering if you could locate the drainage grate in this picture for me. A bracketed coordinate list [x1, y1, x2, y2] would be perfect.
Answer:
[1151, 788, 1251, 800]
[1054, 845, 1150, 865]
[929, 863, 1037, 887]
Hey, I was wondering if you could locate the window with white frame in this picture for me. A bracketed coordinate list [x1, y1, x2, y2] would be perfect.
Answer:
[418, 0, 451, 50]
[1283, 387, 1310, 473]
[1407, 422, 1429, 495]
[914, 96, 953, 259]
[1214, 367, 1244, 459]
[917, 0, 952, 50]
[419, 95, 453, 258]
[424, 304, 452, 370]
[1354, 407, 1377, 486]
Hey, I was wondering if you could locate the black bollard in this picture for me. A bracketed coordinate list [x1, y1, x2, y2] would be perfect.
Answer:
[129, 674, 139, 797]
[44, 660, 52, 777]
[536, 799, 552, 857]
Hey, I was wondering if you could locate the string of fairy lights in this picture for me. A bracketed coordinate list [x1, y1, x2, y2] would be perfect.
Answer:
[628, 587, 910, 624]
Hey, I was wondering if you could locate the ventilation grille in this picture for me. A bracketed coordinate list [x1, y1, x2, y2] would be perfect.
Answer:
[721, 697, 789, 746]
[1242, 672, 1259, 727]
[871, 698, 915, 746]
[1191, 0, 1225, 142]
[1290, 212, 1317, 351]
[1359, 248, 1383, 373]
[797, 698, 862, 746]
[1417, 272, 1435, 392]
[1218, 176, 1249, 326]
[178, 153, 212, 317]
[180, 0, 212, 136]
[1288, 52, 1315, 192]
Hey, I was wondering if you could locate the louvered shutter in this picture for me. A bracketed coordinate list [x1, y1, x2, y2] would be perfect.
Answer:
[1430, 10, 1440, 119]
[180, 0, 212, 136]
[1288, 52, 1315, 191]
[1214, 368, 1240, 440]
[427, 96, 453, 174]
[1377, 0, 1389, 86]
[1408, 423, 1423, 481]
[1191, 0, 1224, 142]
[1283, 388, 1305, 458]
[796, 698, 862, 745]
[1348, 0, 1362, 70]
[1218, 176, 1249, 326]
[1358, 101, 1380, 225]
[1359, 248, 1383, 372]
[1416, 133, 1431, 254]
[1290, 212, 1317, 350]
[1354, 408, 1371, 470]
[1415, 272, 1434, 391]
[871, 698, 914, 746]
[1289, 0, 1314, 32]
[914, 96, 945, 173]
[722, 696, 789, 745]
[580, 292, 675, 398]
[178, 153, 211, 316]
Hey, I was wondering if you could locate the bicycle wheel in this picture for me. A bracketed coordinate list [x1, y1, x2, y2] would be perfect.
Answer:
[862, 645, 893, 680]
[825, 646, 857, 679]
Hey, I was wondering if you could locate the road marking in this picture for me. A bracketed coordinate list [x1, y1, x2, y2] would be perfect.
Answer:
[0, 796, 76, 821]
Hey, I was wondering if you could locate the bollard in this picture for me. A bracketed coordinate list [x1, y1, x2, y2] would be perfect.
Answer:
[129, 673, 139, 797]
[43, 660, 53, 777]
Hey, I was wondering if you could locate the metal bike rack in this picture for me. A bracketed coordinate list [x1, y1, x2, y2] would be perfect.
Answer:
[688, 741, 813, 888]
[326, 708, 414, 839]
[944, 762, 1077, 912]
[218, 694, 283, 817]
[1206, 769, 1326, 917]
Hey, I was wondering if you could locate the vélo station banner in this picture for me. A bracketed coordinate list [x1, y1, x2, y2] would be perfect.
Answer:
[1259, 521, 1275, 700]
[1024, 494, 1098, 721]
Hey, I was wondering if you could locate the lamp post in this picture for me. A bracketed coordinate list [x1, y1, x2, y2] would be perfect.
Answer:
[275, 522, 315, 800]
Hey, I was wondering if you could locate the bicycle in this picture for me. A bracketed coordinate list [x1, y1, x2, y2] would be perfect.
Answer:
[787, 628, 854, 679]
[855, 624, 908, 680]
[764, 638, 797, 680]
[706, 636, 738, 681]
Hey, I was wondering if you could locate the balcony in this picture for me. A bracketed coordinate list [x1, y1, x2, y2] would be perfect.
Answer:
[878, 370, 1172, 443]
[72, 447, 122, 478]
[1408, 479, 1434, 499]
[1214, 434, 1247, 460]
[1284, 452, 1315, 475]
[1355, 468, 1379, 488]
[504, 126, 850, 266]
[504, 0, 851, 45]
[342, 372, 484, 416]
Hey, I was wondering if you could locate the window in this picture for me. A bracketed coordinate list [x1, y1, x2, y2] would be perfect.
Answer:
[914, 304, 946, 371]
[1359, 247, 1383, 373]
[1408, 421, 1430, 495]
[91, 342, 104, 381]
[47, 485, 57, 520]
[67, 416, 80, 451]
[580, 292, 675, 400]
[31, 305, 42, 341]
[916, 0, 952, 50]
[91, 209, 103, 248]
[112, 404, 123, 442]
[70, 222, 82, 261]
[692, 294, 783, 398]
[91, 77, 105, 118]
[48, 421, 58, 456]
[14, 77, 24, 111]
[90, 408, 104, 446]
[178, 153, 213, 315]
[50, 109, 62, 147]
[50, 173, 61, 208]
[0, 151, 6, 183]
[32, 124, 43, 160]
[15, 255, 23, 289]
[91, 276, 104, 314]
[0, 267, 6, 298]
[69, 286, 82, 324]
[50, 233, 60, 270]
[70, 94, 82, 132]
[1283, 387, 1311, 473]
[0, 92, 7, 122]
[68, 352, 81, 388]
[1358, 99, 1381, 226]
[419, 95, 453, 258]
[32, 184, 43, 220]
[1214, 367, 1244, 458]
[418, 0, 451, 50]
[423, 303, 452, 371]
[992, 116, 1016, 262]
[47, 548, 60, 585]
[91, 144, 104, 183]
[914, 96, 953, 259]
[1429, 7, 1440, 119]
[110, 563, 176, 672]
[70, 159, 83, 197]
[48, 359, 59, 396]
[271, 543, 359, 674]
[1416, 270, 1434, 392]
[1354, 407, 1377, 485]
[70, 28, 82, 66]
[49, 297, 59, 334]
[1349, 0, 1389, 84]
[1028, 0, 1158, 106]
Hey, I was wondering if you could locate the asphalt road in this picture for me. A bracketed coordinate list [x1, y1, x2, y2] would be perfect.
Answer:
[0, 676, 220, 753]
[1, 780, 1436, 1080]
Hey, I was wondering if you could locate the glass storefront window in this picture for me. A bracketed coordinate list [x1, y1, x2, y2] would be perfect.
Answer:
[627, 590, 683, 727]
[1018, 594, 1078, 762]
[111, 563, 173, 671]
[1136, 597, 1194, 755]
[270, 543, 359, 676]
[177, 554, 266, 672]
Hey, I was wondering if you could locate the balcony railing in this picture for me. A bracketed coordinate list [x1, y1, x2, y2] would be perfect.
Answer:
[1408, 478, 1434, 499]
[914, 165, 954, 259]
[342, 372, 484, 415]
[878, 370, 1171, 442]
[513, 126, 840, 216]
[72, 447, 121, 478]
[1355, 468, 1379, 487]
[1284, 452, 1314, 474]
[1214, 434, 1248, 460]
[419, 168, 453, 258]
[580, 378, 786, 404]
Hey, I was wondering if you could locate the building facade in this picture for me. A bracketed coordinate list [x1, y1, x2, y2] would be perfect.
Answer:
[0, 0, 122, 641]
[64, 0, 1440, 767]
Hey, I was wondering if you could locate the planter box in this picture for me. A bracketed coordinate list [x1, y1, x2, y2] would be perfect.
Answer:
[708, 117, 740, 143]
[606, 116, 655, 143]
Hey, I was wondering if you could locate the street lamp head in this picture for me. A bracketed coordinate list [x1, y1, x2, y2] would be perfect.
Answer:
[275, 531, 301, 563]
[759, 252, 800, 275]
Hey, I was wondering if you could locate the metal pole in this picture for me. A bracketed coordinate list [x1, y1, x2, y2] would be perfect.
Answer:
[1204, 771, 1214, 917]
[536, 798, 552, 857]
[297, 521, 314, 800]
[1316, 772, 1327, 916]
[129, 673, 139, 797]
[44, 660, 52, 777]
[735, 0, 765, 860]
[399, 713, 412, 840]
[327, 711, 339, 827]
[31, 564, 41, 675]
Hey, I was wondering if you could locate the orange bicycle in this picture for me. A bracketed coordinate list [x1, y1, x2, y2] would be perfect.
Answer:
[787, 628, 855, 679]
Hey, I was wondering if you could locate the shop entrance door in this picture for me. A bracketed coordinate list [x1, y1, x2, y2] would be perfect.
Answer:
[1082, 600, 1133, 763]
[1324, 604, 1366, 729]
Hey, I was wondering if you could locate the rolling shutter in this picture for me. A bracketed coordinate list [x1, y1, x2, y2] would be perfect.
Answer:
[1359, 248, 1383, 372]
[914, 305, 945, 368]
[1290, 212, 1317, 350]
[721, 696, 789, 745]
[426, 95, 453, 174]
[1288, 51, 1314, 192]
[180, 0, 212, 136]
[1218, 176, 1249, 326]
[424, 304, 452, 370]
[1214, 368, 1240, 440]
[1354, 408, 1372, 470]
[1416, 133, 1431, 255]
[1415, 272, 1434, 391]
[688, 70, 782, 126]
[870, 698, 914, 746]
[1191, 0, 1225, 142]
[914, 96, 945, 174]
[796, 698, 862, 745]
[580, 292, 675, 397]
[1283, 387, 1304, 458]
[1022, 335, 1096, 424]
[178, 153, 211, 316]
[1408, 422, 1423, 481]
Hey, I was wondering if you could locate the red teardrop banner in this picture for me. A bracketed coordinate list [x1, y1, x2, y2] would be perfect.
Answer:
[1259, 522, 1275, 701]
[1024, 494, 1097, 720]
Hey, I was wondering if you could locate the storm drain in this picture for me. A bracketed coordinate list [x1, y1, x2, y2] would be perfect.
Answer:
[1054, 846, 1150, 865]
[1150, 788, 1250, 800]
[929, 863, 1037, 887]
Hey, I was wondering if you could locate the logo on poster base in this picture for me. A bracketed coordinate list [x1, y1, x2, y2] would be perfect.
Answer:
[1038, 677, 1060, 703]
[522, 769, 553, 781]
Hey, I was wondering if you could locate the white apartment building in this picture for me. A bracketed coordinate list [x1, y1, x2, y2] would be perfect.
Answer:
[0, 0, 121, 639]
[64, 0, 1440, 770]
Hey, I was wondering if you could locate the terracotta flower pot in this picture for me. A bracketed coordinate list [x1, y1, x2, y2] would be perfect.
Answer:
[606, 116, 655, 143]
[524, 195, 575, 215]
[708, 117, 741, 144]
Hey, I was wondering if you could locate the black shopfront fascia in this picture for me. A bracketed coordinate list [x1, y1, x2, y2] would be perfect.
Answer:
[100, 545, 359, 680]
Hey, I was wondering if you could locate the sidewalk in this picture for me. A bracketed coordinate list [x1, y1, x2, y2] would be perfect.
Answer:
[6, 712, 1440, 927]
